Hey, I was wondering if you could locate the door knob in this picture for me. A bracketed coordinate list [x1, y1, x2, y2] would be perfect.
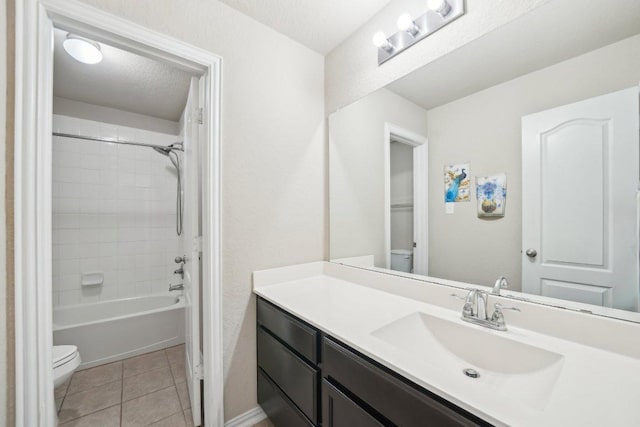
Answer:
[525, 249, 537, 258]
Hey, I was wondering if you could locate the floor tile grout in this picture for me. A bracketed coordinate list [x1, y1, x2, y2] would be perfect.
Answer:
[58, 402, 121, 426]
[56, 344, 187, 427]
[120, 356, 124, 426]
[64, 376, 123, 399]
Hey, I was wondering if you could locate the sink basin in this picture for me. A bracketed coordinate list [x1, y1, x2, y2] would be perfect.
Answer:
[371, 312, 565, 409]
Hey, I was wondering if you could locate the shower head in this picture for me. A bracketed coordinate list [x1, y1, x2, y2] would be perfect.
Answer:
[152, 142, 183, 157]
[152, 146, 171, 156]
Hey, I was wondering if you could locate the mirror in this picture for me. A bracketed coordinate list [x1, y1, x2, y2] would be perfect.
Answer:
[329, 1, 640, 320]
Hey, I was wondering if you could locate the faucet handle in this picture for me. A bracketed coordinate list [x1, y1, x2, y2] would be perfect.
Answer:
[451, 293, 474, 317]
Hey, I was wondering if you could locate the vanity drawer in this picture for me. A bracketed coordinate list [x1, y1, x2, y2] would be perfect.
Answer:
[258, 368, 314, 427]
[322, 337, 487, 427]
[257, 297, 319, 364]
[258, 326, 318, 423]
[322, 379, 386, 427]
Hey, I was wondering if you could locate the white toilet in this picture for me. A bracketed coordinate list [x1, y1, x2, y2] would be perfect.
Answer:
[390, 249, 413, 273]
[53, 345, 81, 387]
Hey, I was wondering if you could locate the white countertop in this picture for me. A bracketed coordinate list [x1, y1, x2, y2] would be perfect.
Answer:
[254, 268, 640, 427]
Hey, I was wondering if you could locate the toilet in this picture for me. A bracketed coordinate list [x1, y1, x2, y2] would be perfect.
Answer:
[53, 345, 81, 387]
[390, 249, 413, 273]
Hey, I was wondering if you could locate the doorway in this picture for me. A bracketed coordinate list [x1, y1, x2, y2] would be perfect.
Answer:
[384, 123, 428, 276]
[13, 1, 223, 425]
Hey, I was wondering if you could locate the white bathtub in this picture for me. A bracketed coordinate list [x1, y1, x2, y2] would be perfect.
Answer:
[53, 294, 185, 370]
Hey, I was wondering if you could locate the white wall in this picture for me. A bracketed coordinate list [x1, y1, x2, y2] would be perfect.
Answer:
[53, 96, 180, 135]
[325, 0, 550, 113]
[425, 34, 640, 290]
[0, 0, 7, 421]
[389, 141, 413, 251]
[52, 114, 182, 306]
[330, 88, 427, 266]
[71, 0, 325, 420]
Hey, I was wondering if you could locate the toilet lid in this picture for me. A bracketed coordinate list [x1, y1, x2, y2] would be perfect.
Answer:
[53, 345, 78, 368]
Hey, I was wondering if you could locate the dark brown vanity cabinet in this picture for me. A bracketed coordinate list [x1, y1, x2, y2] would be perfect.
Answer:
[257, 296, 492, 427]
[257, 297, 320, 426]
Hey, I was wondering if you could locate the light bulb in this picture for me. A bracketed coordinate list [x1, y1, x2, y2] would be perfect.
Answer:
[397, 13, 419, 36]
[397, 14, 413, 31]
[427, 0, 451, 16]
[63, 34, 103, 65]
[372, 32, 390, 49]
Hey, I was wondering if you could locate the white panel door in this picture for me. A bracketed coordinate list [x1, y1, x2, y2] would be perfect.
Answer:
[182, 76, 203, 425]
[522, 87, 639, 311]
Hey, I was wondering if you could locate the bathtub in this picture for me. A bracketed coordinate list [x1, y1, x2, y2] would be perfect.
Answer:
[53, 294, 185, 370]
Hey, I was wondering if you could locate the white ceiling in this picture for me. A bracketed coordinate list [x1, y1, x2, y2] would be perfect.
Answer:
[53, 28, 193, 122]
[386, 0, 640, 111]
[218, 0, 394, 54]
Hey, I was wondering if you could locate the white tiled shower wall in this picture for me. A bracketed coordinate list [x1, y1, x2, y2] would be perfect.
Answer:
[52, 114, 182, 306]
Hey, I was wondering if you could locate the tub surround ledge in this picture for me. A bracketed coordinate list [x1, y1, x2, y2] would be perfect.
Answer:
[253, 261, 640, 427]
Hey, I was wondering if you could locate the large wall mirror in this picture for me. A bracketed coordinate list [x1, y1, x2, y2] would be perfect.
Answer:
[329, 0, 640, 321]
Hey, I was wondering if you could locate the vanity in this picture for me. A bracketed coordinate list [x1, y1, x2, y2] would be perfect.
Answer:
[255, 3, 640, 425]
[257, 296, 487, 427]
[254, 262, 640, 427]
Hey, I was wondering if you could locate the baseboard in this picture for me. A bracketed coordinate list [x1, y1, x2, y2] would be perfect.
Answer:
[225, 406, 267, 427]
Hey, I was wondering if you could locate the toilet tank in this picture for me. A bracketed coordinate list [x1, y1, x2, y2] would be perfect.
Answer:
[390, 249, 413, 273]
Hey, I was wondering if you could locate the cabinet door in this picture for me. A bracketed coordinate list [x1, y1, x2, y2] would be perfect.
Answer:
[257, 327, 318, 423]
[323, 380, 386, 427]
[257, 297, 319, 364]
[258, 369, 313, 427]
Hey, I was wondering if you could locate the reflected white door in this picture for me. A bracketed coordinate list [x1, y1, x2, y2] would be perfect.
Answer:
[182, 76, 203, 425]
[522, 87, 639, 310]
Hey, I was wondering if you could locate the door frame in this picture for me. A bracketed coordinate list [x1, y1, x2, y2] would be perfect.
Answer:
[383, 123, 428, 275]
[13, 0, 224, 425]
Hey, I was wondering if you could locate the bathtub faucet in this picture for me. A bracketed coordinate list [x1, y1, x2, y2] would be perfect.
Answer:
[169, 283, 184, 292]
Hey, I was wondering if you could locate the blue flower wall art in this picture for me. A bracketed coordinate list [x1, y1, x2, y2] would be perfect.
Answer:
[476, 174, 507, 217]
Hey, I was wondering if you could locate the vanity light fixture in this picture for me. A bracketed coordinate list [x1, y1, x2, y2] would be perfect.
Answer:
[427, 0, 452, 17]
[373, 0, 465, 66]
[63, 34, 103, 64]
[397, 14, 420, 37]
[372, 32, 394, 52]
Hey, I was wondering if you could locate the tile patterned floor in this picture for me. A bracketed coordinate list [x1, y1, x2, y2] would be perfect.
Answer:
[55, 344, 196, 426]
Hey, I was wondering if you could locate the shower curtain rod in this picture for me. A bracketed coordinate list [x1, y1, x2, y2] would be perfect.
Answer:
[52, 132, 184, 152]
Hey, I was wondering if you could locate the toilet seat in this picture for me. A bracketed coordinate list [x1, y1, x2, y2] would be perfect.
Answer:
[53, 345, 81, 387]
[53, 345, 78, 368]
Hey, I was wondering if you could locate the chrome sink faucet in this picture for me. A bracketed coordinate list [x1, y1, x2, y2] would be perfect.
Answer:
[492, 276, 508, 295]
[452, 288, 520, 331]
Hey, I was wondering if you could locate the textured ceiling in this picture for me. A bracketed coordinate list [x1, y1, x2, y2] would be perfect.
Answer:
[218, 0, 394, 54]
[53, 28, 193, 122]
[386, 0, 640, 110]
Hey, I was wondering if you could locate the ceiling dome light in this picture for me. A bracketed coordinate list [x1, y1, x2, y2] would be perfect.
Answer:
[427, 0, 451, 16]
[372, 31, 393, 51]
[63, 34, 103, 64]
